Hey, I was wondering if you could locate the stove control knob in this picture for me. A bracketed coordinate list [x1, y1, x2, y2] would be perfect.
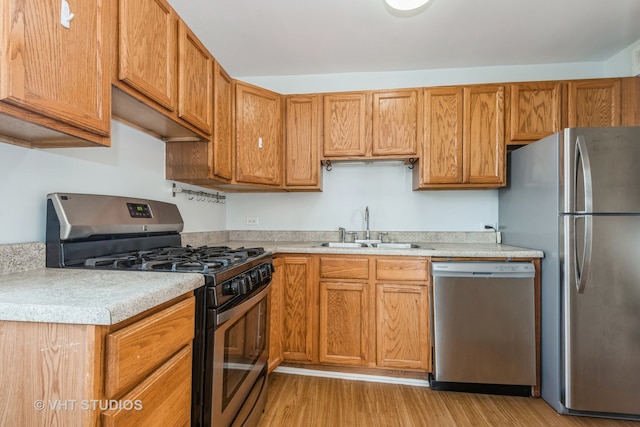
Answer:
[250, 269, 260, 284]
[243, 274, 252, 291]
[222, 280, 239, 296]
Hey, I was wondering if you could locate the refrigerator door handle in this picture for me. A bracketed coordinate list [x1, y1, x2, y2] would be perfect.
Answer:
[574, 215, 592, 294]
[575, 136, 593, 213]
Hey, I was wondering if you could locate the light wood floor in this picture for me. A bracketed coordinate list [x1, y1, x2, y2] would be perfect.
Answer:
[257, 372, 640, 427]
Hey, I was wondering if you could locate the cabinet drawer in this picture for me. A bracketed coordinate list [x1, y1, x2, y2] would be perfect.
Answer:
[105, 296, 195, 399]
[376, 258, 429, 283]
[320, 257, 369, 280]
[101, 344, 192, 427]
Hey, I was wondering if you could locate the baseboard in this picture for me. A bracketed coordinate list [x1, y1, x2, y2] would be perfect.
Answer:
[273, 366, 430, 388]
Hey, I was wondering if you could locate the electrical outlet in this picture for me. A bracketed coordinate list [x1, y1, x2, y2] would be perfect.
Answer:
[480, 222, 496, 231]
[246, 216, 259, 226]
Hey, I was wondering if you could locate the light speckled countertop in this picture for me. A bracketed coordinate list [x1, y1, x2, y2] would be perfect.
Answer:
[0, 233, 543, 326]
[0, 268, 202, 325]
[214, 241, 544, 259]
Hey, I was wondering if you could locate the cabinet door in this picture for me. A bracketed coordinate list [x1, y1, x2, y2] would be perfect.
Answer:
[323, 93, 369, 158]
[281, 257, 315, 363]
[372, 89, 421, 157]
[177, 20, 213, 135]
[284, 95, 321, 190]
[376, 283, 430, 370]
[268, 258, 284, 372]
[418, 87, 464, 186]
[118, 0, 177, 111]
[508, 82, 561, 144]
[211, 62, 234, 182]
[1, 0, 110, 136]
[101, 345, 192, 427]
[567, 78, 621, 128]
[319, 281, 368, 366]
[463, 84, 506, 186]
[235, 82, 282, 186]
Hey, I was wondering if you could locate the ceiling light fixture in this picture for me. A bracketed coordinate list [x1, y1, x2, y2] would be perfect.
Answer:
[384, 0, 431, 12]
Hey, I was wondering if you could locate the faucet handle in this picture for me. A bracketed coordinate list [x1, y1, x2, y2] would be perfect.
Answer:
[377, 232, 388, 242]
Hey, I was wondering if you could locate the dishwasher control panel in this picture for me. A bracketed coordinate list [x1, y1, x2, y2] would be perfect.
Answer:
[431, 261, 535, 277]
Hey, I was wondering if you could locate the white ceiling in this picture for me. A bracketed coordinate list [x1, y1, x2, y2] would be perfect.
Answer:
[169, 0, 640, 78]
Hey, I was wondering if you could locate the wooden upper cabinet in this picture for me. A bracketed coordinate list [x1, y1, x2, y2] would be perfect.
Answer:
[507, 82, 562, 145]
[464, 84, 505, 186]
[284, 95, 322, 190]
[419, 86, 464, 185]
[415, 84, 505, 189]
[323, 92, 370, 158]
[0, 0, 111, 146]
[567, 78, 621, 128]
[211, 62, 234, 182]
[235, 82, 282, 187]
[372, 89, 421, 157]
[118, 0, 177, 111]
[177, 20, 213, 135]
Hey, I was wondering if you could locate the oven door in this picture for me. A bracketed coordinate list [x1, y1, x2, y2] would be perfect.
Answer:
[205, 284, 270, 427]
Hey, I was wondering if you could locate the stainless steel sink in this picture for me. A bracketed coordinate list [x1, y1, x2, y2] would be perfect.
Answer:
[375, 242, 421, 249]
[320, 242, 366, 248]
[319, 242, 422, 249]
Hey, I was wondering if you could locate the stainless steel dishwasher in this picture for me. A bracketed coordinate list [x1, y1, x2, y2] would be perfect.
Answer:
[430, 261, 536, 395]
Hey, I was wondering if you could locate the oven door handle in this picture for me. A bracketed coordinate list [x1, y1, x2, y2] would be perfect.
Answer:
[216, 282, 271, 327]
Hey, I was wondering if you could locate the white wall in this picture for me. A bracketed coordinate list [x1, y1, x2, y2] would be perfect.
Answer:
[226, 162, 498, 232]
[0, 121, 226, 244]
[1, 51, 638, 244]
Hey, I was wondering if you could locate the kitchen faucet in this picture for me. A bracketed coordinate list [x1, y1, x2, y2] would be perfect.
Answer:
[364, 206, 370, 240]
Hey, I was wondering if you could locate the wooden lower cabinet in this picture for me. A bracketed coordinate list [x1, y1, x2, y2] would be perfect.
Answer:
[268, 257, 284, 372]
[376, 283, 430, 370]
[279, 256, 316, 363]
[0, 294, 195, 426]
[319, 280, 369, 366]
[272, 254, 430, 373]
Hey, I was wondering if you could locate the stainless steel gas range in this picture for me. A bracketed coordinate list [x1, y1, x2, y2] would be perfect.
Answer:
[45, 192, 273, 427]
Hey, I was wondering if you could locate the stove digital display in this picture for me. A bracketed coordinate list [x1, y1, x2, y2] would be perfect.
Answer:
[127, 203, 153, 218]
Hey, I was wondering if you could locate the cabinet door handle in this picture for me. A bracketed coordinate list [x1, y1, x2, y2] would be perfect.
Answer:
[60, 0, 75, 28]
[258, 137, 263, 148]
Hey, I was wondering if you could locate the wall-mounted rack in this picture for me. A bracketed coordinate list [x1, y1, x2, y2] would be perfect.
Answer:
[172, 183, 226, 203]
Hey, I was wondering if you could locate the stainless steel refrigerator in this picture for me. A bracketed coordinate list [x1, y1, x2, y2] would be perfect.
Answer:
[499, 126, 640, 420]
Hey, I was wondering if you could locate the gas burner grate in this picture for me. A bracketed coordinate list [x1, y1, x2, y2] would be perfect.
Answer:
[80, 246, 266, 274]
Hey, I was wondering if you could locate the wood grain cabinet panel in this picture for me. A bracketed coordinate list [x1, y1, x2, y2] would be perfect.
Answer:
[416, 84, 505, 189]
[104, 296, 195, 399]
[372, 89, 422, 157]
[319, 256, 369, 280]
[567, 78, 621, 128]
[235, 82, 283, 187]
[268, 258, 284, 372]
[376, 258, 429, 282]
[319, 281, 368, 365]
[463, 84, 506, 186]
[323, 92, 370, 158]
[284, 95, 322, 190]
[101, 345, 192, 427]
[281, 256, 316, 363]
[210, 62, 234, 182]
[376, 283, 430, 370]
[177, 20, 213, 135]
[118, 0, 177, 111]
[0, 0, 111, 147]
[418, 86, 464, 185]
[507, 82, 562, 145]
